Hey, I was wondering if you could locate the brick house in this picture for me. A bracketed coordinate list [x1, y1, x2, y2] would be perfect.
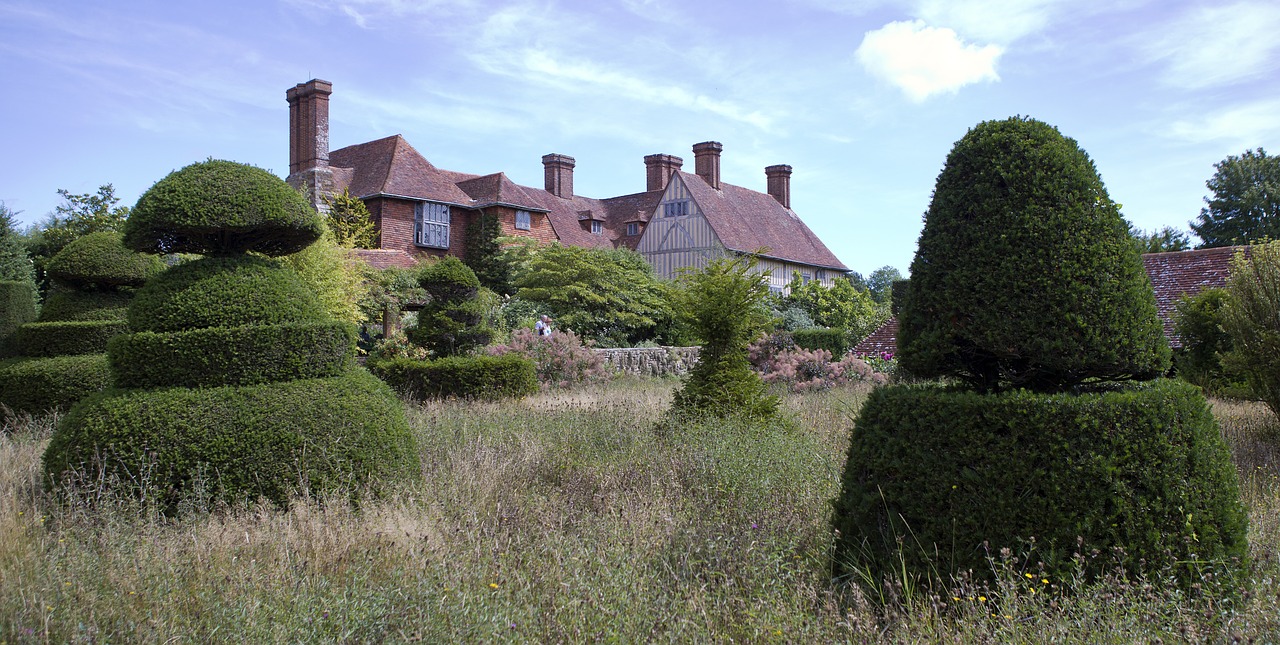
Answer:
[286, 79, 849, 287]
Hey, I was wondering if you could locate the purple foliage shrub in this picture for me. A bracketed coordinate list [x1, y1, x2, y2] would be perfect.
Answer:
[489, 328, 612, 389]
[749, 332, 886, 392]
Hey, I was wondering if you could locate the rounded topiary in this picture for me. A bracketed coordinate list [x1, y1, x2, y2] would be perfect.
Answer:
[0, 354, 111, 415]
[407, 257, 492, 357]
[899, 117, 1169, 393]
[128, 255, 326, 333]
[43, 370, 417, 509]
[831, 380, 1248, 588]
[45, 231, 165, 290]
[13, 320, 129, 357]
[125, 159, 324, 256]
[37, 290, 131, 322]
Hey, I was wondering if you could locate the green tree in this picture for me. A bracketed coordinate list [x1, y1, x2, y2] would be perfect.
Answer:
[321, 188, 378, 249]
[1172, 288, 1247, 396]
[899, 116, 1169, 392]
[464, 209, 513, 295]
[1190, 148, 1280, 248]
[784, 274, 887, 341]
[278, 229, 365, 325]
[1131, 224, 1192, 253]
[29, 184, 131, 288]
[513, 244, 673, 346]
[1222, 242, 1280, 418]
[0, 203, 35, 284]
[865, 265, 903, 303]
[407, 256, 492, 357]
[670, 255, 777, 420]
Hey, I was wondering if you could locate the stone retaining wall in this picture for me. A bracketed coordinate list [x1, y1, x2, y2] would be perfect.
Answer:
[594, 346, 700, 377]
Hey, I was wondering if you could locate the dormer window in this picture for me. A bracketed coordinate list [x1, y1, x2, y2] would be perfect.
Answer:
[626, 222, 640, 236]
[415, 202, 450, 249]
[591, 220, 604, 235]
[515, 210, 531, 230]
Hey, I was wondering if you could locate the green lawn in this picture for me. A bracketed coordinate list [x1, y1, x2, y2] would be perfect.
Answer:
[2, 377, 1277, 642]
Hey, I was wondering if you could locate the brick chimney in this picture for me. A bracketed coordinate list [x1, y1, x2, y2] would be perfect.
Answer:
[542, 154, 575, 198]
[693, 141, 723, 190]
[286, 79, 334, 208]
[765, 164, 792, 209]
[644, 154, 683, 192]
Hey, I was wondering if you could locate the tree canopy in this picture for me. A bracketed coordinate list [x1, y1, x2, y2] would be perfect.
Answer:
[0, 203, 34, 284]
[1190, 148, 1280, 248]
[1130, 225, 1192, 254]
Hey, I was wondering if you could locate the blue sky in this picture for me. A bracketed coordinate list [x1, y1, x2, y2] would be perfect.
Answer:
[2, 0, 1277, 276]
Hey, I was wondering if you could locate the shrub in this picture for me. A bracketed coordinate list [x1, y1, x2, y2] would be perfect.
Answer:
[366, 332, 431, 362]
[124, 159, 324, 256]
[898, 117, 1169, 392]
[13, 320, 128, 357]
[278, 229, 366, 325]
[792, 327, 849, 357]
[37, 289, 130, 322]
[368, 354, 538, 400]
[43, 371, 417, 510]
[128, 255, 326, 333]
[671, 256, 778, 420]
[755, 346, 882, 392]
[407, 257, 492, 357]
[1222, 242, 1280, 419]
[488, 328, 611, 389]
[831, 379, 1248, 589]
[0, 354, 111, 415]
[0, 280, 38, 341]
[44, 231, 164, 290]
[109, 322, 356, 389]
[1173, 288, 1249, 397]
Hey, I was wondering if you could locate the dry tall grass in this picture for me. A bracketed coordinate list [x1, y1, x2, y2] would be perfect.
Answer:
[1, 379, 1277, 642]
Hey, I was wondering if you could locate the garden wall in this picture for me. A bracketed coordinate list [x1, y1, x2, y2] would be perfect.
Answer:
[594, 346, 700, 377]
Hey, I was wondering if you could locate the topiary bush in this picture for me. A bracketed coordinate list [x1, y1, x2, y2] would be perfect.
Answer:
[43, 371, 417, 509]
[124, 159, 324, 256]
[898, 117, 1169, 393]
[44, 231, 165, 290]
[834, 117, 1244, 597]
[37, 290, 130, 322]
[368, 354, 537, 400]
[406, 256, 492, 357]
[44, 158, 417, 510]
[832, 380, 1248, 587]
[0, 280, 38, 356]
[12, 320, 129, 357]
[0, 354, 111, 416]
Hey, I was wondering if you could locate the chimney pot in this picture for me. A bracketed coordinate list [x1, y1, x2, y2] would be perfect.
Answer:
[643, 154, 684, 192]
[693, 141, 723, 190]
[765, 164, 793, 209]
[542, 153, 575, 198]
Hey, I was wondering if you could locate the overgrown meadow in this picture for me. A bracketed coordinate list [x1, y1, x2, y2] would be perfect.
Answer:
[2, 378, 1278, 642]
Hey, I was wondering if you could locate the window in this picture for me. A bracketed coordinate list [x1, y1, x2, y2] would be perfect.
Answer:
[626, 222, 640, 236]
[802, 272, 812, 285]
[663, 200, 691, 218]
[515, 210, 531, 231]
[415, 202, 450, 249]
[591, 220, 604, 235]
[815, 270, 825, 282]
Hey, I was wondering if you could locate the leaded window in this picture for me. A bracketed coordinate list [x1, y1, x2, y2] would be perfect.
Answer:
[415, 202, 450, 249]
[663, 200, 691, 218]
[626, 222, 640, 236]
[591, 220, 603, 235]
[515, 210, 531, 230]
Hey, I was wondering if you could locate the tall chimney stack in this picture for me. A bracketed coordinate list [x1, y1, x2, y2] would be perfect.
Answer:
[765, 164, 793, 209]
[643, 154, 683, 192]
[286, 79, 334, 208]
[693, 141, 723, 190]
[542, 154, 575, 198]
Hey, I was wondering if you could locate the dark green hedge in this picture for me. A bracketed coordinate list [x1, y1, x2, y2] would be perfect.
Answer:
[13, 320, 129, 357]
[1, 280, 38, 351]
[831, 379, 1248, 590]
[45, 231, 164, 290]
[0, 354, 111, 415]
[792, 328, 849, 357]
[125, 159, 324, 257]
[43, 370, 418, 510]
[109, 322, 356, 389]
[38, 289, 131, 322]
[128, 255, 325, 333]
[369, 355, 537, 400]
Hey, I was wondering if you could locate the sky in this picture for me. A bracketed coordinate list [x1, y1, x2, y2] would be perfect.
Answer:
[1, 0, 1277, 277]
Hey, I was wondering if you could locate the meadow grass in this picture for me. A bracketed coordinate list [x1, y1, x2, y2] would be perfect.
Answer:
[1, 378, 1278, 642]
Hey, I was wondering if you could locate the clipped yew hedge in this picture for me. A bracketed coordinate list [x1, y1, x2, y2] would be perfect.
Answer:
[792, 328, 849, 357]
[0, 355, 111, 416]
[1, 280, 38, 337]
[37, 290, 131, 322]
[13, 320, 129, 357]
[128, 255, 326, 333]
[109, 321, 356, 389]
[44, 231, 165, 290]
[369, 355, 537, 400]
[831, 379, 1248, 589]
[43, 370, 417, 509]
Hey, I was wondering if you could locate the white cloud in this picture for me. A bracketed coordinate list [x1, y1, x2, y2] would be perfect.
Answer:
[856, 20, 1003, 102]
[1167, 99, 1280, 146]
[1142, 2, 1280, 89]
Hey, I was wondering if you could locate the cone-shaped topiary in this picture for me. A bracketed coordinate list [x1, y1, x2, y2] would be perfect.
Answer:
[45, 160, 416, 510]
[124, 159, 324, 257]
[406, 256, 492, 357]
[898, 117, 1169, 393]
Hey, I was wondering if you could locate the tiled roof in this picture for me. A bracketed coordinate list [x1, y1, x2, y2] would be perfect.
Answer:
[456, 173, 548, 212]
[352, 249, 420, 270]
[678, 171, 848, 270]
[1142, 245, 1244, 347]
[849, 245, 1247, 355]
[330, 135, 475, 205]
